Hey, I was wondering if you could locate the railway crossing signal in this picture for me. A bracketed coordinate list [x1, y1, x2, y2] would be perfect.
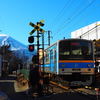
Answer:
[28, 36, 34, 52]
[28, 19, 45, 72]
[29, 20, 45, 35]
[28, 20, 45, 52]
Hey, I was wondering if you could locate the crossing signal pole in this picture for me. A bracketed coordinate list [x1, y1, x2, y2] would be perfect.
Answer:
[28, 20, 45, 66]
[93, 39, 100, 67]
[93, 39, 97, 56]
[36, 21, 45, 65]
[28, 20, 52, 75]
[37, 25, 40, 64]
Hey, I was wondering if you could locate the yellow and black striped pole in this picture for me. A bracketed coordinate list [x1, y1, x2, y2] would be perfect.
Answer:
[93, 39, 97, 55]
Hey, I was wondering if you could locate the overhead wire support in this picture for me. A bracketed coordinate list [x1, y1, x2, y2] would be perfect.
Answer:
[48, 30, 51, 46]
[44, 30, 52, 48]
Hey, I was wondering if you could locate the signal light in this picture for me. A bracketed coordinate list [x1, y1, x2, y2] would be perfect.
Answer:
[28, 45, 34, 52]
[28, 36, 34, 43]
[93, 39, 97, 55]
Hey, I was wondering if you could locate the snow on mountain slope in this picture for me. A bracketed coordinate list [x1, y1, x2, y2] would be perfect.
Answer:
[0, 34, 37, 59]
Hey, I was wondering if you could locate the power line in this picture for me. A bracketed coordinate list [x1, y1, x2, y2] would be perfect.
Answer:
[50, 0, 76, 31]
[52, 0, 87, 35]
[47, 0, 70, 30]
[57, 2, 100, 40]
[52, 0, 96, 38]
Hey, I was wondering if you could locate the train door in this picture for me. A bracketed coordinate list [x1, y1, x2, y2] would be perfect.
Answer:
[50, 50, 54, 72]
[54, 49, 57, 74]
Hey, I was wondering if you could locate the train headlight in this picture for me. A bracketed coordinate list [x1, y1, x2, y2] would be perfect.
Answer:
[88, 68, 91, 71]
[87, 64, 92, 67]
[61, 64, 65, 67]
[62, 69, 65, 71]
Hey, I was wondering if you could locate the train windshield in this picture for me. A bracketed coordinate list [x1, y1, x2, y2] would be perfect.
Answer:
[59, 40, 93, 60]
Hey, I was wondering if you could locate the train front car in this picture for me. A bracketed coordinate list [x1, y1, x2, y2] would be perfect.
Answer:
[59, 39, 95, 86]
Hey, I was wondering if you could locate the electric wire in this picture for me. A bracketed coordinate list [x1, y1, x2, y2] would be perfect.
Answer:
[46, 0, 86, 43]
[52, 0, 87, 35]
[52, 0, 96, 39]
[47, 0, 70, 30]
[45, 0, 90, 44]
[46, 0, 75, 44]
[49, 0, 76, 31]
[56, 3, 100, 40]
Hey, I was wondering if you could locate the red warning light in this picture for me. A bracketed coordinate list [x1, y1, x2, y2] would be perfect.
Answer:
[28, 45, 34, 52]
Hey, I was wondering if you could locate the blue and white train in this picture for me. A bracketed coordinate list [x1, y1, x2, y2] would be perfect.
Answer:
[41, 38, 95, 86]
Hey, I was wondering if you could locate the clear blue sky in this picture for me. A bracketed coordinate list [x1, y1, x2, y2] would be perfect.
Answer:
[0, 0, 100, 49]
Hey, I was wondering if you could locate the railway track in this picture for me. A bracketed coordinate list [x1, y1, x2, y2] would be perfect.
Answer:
[17, 73, 100, 100]
[50, 79, 100, 100]
[49, 79, 77, 94]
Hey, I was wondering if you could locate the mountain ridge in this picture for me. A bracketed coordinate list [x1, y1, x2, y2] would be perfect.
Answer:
[0, 34, 37, 59]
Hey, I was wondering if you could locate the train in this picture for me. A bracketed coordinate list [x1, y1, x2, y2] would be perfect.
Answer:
[40, 38, 95, 86]
[27, 38, 95, 86]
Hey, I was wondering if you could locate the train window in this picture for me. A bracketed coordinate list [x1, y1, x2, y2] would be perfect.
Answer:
[59, 41, 70, 55]
[72, 49, 82, 55]
[71, 42, 81, 55]
[45, 51, 50, 64]
[81, 42, 92, 55]
[71, 41, 92, 56]
[59, 40, 93, 60]
[54, 50, 56, 63]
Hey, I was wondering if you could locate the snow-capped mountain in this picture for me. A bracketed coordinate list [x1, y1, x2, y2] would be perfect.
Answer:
[0, 34, 37, 59]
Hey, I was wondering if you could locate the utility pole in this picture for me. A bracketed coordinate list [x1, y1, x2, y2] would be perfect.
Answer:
[3, 41, 5, 68]
[22, 51, 25, 69]
[48, 30, 51, 46]
[41, 30, 52, 75]
[42, 33, 44, 75]
[2, 40, 12, 68]
[36, 28, 40, 65]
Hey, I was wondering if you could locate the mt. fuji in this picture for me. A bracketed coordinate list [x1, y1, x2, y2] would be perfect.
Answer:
[0, 34, 37, 59]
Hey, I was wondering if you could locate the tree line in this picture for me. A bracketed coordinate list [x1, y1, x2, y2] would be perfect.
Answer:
[0, 44, 28, 75]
